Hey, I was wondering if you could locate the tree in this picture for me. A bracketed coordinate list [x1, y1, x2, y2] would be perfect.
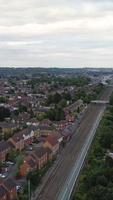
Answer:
[0, 161, 3, 172]
[46, 93, 62, 105]
[0, 96, 7, 103]
[58, 99, 67, 108]
[19, 194, 28, 200]
[110, 93, 113, 105]
[47, 107, 65, 121]
[105, 155, 113, 168]
[27, 171, 41, 190]
[18, 104, 27, 113]
[54, 93, 62, 103]
[74, 105, 113, 200]
[63, 92, 71, 101]
[16, 155, 24, 169]
[0, 107, 11, 121]
[6, 149, 19, 162]
[77, 107, 80, 113]
[4, 129, 13, 140]
[100, 130, 113, 149]
[96, 175, 107, 187]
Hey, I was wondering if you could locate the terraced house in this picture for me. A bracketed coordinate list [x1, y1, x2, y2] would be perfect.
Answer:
[0, 140, 10, 162]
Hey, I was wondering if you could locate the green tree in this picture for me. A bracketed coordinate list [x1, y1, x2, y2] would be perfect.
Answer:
[0, 107, 11, 121]
[18, 104, 27, 113]
[110, 93, 113, 105]
[0, 96, 7, 103]
[16, 155, 24, 169]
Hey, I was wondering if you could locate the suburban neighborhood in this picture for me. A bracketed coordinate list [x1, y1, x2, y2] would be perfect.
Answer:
[0, 68, 112, 200]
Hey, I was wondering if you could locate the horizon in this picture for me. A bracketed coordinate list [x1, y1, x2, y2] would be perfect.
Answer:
[0, 66, 113, 70]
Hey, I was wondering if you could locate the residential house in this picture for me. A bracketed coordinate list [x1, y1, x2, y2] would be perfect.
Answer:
[62, 126, 73, 141]
[13, 113, 30, 125]
[9, 127, 35, 151]
[43, 135, 59, 155]
[56, 120, 68, 130]
[0, 121, 19, 141]
[34, 107, 46, 117]
[31, 147, 48, 170]
[53, 133, 63, 144]
[0, 185, 8, 200]
[45, 147, 53, 161]
[0, 122, 19, 135]
[20, 157, 37, 176]
[0, 141, 10, 162]
[3, 178, 17, 200]
[0, 178, 17, 200]
[64, 99, 83, 115]
[9, 132, 24, 151]
[35, 125, 53, 138]
[20, 147, 52, 176]
[26, 118, 39, 126]
[40, 119, 52, 127]
[21, 127, 35, 147]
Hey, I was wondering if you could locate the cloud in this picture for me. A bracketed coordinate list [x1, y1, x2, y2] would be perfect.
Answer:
[0, 0, 113, 67]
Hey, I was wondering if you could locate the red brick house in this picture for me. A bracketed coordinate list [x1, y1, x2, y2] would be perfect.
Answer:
[0, 178, 17, 200]
[0, 141, 10, 162]
[45, 147, 53, 161]
[3, 178, 17, 200]
[9, 127, 35, 151]
[43, 135, 59, 155]
[20, 147, 52, 176]
[31, 147, 48, 170]
[0, 185, 8, 200]
[20, 157, 37, 176]
[9, 132, 24, 151]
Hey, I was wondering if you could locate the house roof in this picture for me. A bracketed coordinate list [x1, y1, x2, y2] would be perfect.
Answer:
[62, 126, 73, 137]
[0, 122, 18, 129]
[64, 99, 83, 112]
[19, 128, 32, 137]
[33, 147, 47, 159]
[37, 125, 53, 131]
[40, 119, 52, 125]
[0, 185, 7, 198]
[10, 126, 35, 142]
[46, 135, 58, 147]
[4, 178, 16, 191]
[36, 107, 49, 113]
[0, 140, 10, 152]
[53, 133, 63, 140]
[10, 131, 23, 143]
[27, 159, 36, 168]
[45, 147, 52, 155]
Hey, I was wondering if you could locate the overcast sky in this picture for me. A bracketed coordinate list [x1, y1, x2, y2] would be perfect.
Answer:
[0, 0, 113, 68]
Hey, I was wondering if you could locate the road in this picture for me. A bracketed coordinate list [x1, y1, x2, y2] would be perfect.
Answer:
[33, 86, 113, 200]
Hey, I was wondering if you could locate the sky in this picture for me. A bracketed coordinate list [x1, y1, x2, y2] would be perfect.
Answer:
[0, 0, 113, 68]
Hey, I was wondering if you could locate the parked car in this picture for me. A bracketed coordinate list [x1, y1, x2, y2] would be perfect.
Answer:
[6, 161, 15, 165]
[0, 172, 8, 178]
